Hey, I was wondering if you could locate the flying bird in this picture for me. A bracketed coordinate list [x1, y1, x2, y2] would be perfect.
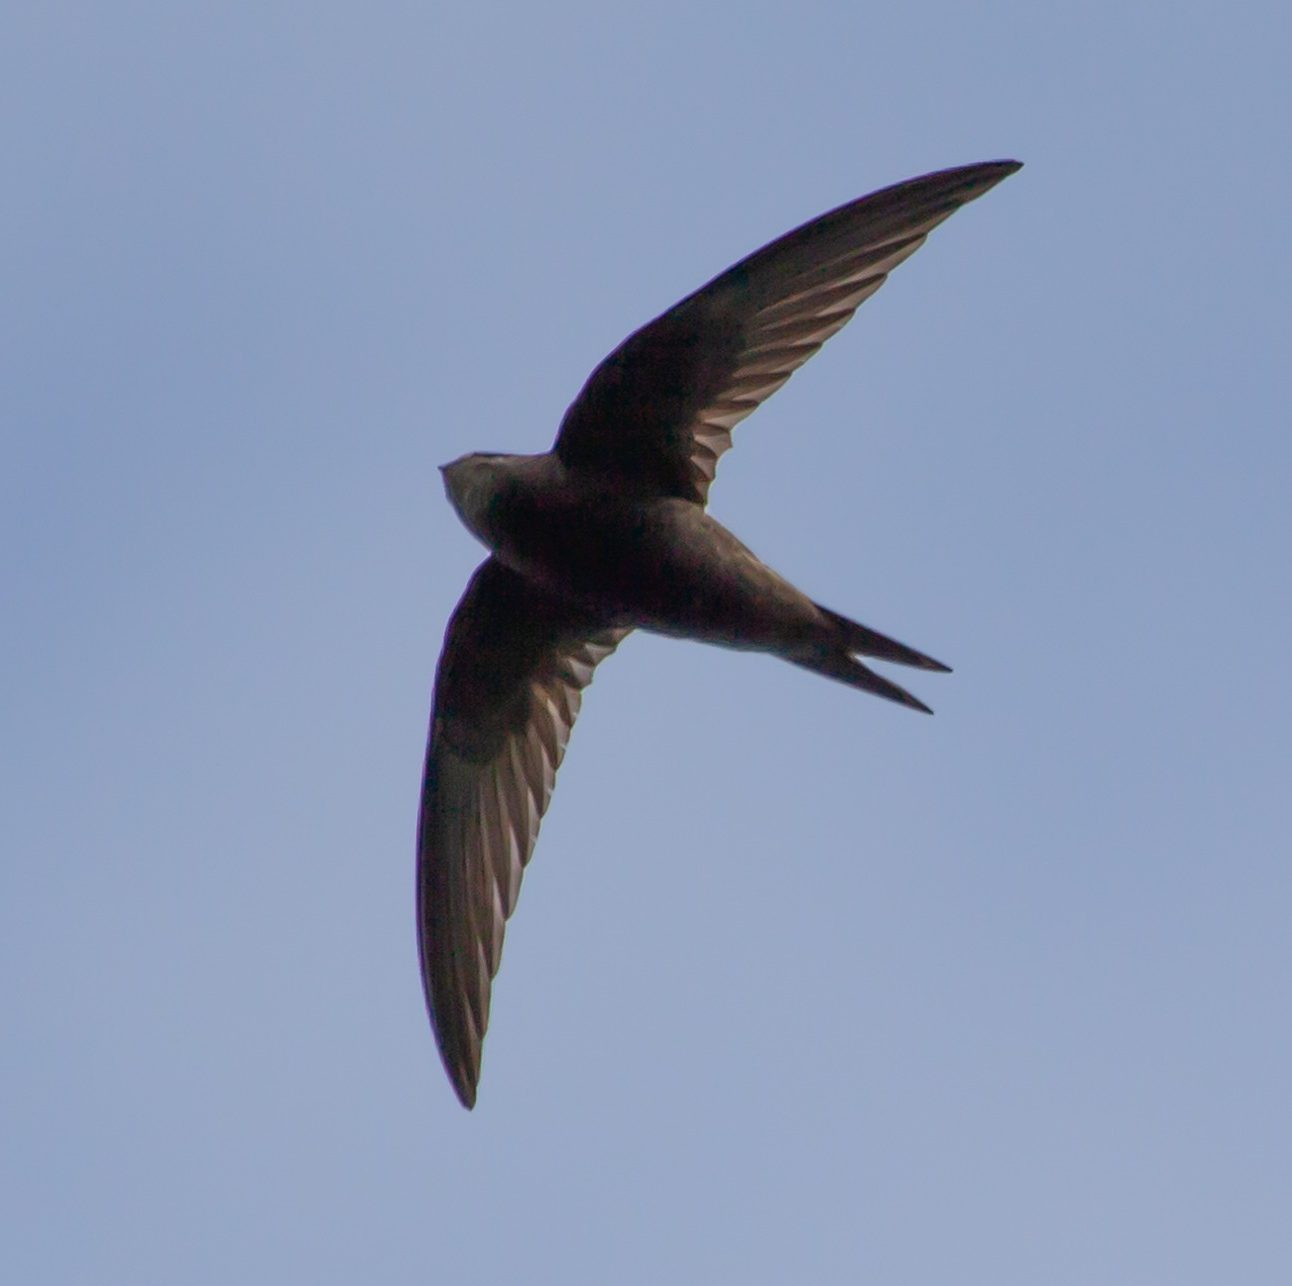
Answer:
[418, 159, 1021, 1107]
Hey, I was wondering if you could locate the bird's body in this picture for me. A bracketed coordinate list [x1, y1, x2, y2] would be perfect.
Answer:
[445, 452, 835, 653]
[419, 160, 1021, 1106]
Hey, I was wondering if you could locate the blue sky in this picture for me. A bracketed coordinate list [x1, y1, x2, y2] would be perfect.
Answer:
[4, 3, 1289, 1282]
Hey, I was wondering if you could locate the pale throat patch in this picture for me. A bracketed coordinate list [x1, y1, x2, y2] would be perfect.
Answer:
[444, 458, 506, 544]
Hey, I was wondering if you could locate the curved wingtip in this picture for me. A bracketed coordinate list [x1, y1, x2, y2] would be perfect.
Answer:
[451, 1070, 478, 1111]
[953, 159, 1024, 198]
[942, 158, 1023, 196]
[425, 992, 482, 1108]
[426, 997, 482, 1109]
[975, 159, 1023, 178]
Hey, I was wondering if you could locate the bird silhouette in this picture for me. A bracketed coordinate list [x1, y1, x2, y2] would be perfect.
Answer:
[418, 160, 1021, 1106]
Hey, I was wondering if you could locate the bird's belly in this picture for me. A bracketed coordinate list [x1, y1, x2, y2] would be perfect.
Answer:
[496, 495, 823, 652]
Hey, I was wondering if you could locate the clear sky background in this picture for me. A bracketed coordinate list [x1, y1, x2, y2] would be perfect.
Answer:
[4, 3, 1289, 1283]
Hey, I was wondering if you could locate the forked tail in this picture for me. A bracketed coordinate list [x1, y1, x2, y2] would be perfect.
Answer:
[788, 604, 952, 713]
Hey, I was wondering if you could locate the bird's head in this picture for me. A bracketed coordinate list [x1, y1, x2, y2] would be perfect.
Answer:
[439, 452, 518, 548]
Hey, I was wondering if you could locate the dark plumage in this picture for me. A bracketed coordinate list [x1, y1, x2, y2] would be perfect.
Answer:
[418, 160, 1021, 1106]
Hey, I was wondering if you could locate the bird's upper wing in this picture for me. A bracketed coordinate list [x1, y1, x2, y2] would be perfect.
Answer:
[553, 160, 1020, 505]
[417, 557, 627, 1108]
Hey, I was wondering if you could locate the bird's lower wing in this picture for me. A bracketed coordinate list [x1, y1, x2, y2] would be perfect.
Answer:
[417, 557, 627, 1107]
